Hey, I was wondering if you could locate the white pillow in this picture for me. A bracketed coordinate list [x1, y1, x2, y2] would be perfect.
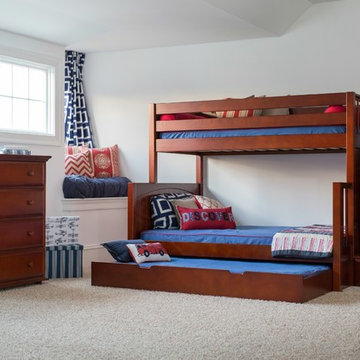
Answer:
[126, 243, 171, 264]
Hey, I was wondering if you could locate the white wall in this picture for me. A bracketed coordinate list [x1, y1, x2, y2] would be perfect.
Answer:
[84, 0, 359, 226]
[0, 31, 65, 216]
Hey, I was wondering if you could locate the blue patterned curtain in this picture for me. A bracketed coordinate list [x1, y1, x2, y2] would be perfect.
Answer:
[64, 50, 95, 147]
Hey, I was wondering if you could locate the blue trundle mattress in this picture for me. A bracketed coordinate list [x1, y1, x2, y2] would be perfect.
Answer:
[159, 125, 345, 140]
[141, 226, 291, 246]
[138, 257, 330, 279]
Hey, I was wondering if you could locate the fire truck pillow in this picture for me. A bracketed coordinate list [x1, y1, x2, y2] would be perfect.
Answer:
[177, 206, 236, 230]
[126, 242, 171, 264]
[101, 239, 145, 262]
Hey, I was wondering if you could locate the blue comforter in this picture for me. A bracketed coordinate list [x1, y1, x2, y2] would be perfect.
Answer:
[63, 175, 130, 198]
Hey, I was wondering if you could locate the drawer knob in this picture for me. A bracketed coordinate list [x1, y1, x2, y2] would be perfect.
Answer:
[27, 200, 35, 205]
[27, 231, 34, 236]
[27, 261, 34, 268]
[27, 170, 35, 176]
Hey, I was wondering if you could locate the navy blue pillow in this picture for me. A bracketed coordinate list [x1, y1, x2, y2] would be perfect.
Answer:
[101, 239, 145, 262]
[150, 193, 191, 229]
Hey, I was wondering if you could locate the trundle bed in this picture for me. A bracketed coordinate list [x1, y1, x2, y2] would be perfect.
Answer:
[92, 92, 360, 302]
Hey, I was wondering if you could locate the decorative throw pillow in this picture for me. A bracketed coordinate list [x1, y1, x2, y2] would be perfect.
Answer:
[169, 197, 199, 223]
[101, 239, 145, 262]
[160, 113, 207, 120]
[194, 195, 224, 209]
[64, 151, 94, 178]
[126, 242, 171, 264]
[90, 145, 120, 178]
[177, 206, 236, 230]
[150, 193, 192, 229]
[65, 145, 89, 155]
[216, 109, 262, 118]
[324, 105, 346, 113]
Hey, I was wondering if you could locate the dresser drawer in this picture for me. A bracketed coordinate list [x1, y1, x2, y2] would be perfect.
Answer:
[0, 189, 44, 217]
[0, 162, 44, 186]
[0, 250, 43, 282]
[0, 219, 43, 250]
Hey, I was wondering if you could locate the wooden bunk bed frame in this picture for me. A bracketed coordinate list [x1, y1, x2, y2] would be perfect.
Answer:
[92, 92, 360, 301]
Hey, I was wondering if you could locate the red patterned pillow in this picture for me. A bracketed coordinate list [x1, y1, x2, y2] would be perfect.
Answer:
[90, 145, 120, 178]
[64, 151, 94, 178]
[216, 109, 262, 118]
[126, 242, 171, 264]
[177, 206, 236, 230]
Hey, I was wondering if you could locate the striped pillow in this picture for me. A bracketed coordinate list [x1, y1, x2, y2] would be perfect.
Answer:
[216, 109, 262, 118]
[65, 151, 94, 178]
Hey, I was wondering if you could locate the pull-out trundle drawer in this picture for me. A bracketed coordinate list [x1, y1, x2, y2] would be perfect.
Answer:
[91, 257, 332, 303]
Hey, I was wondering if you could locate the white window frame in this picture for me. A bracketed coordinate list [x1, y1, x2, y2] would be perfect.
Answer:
[0, 45, 63, 146]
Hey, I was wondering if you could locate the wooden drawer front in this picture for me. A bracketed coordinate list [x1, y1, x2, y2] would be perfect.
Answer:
[0, 189, 44, 217]
[0, 162, 44, 186]
[0, 219, 43, 250]
[0, 250, 43, 282]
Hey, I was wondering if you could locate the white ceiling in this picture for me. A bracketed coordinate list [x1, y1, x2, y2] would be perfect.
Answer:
[0, 0, 343, 52]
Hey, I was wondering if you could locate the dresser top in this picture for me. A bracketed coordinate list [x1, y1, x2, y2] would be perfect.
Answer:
[0, 154, 51, 162]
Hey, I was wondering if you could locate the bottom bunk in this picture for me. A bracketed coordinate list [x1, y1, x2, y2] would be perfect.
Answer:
[91, 257, 332, 303]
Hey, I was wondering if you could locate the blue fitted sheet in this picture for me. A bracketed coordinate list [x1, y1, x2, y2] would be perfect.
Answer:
[138, 257, 330, 279]
[159, 125, 345, 139]
[140, 226, 291, 246]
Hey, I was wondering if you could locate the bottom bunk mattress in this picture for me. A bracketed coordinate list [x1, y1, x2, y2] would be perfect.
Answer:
[91, 257, 332, 303]
[63, 175, 130, 198]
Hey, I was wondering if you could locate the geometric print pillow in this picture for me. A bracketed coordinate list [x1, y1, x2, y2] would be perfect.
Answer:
[150, 193, 192, 229]
[194, 195, 224, 209]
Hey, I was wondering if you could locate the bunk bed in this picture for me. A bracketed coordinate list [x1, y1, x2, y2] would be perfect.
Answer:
[92, 92, 360, 302]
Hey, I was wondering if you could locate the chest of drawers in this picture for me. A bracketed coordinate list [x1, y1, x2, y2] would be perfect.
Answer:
[0, 154, 51, 289]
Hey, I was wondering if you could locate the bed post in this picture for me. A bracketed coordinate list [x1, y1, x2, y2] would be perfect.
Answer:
[345, 92, 357, 285]
[196, 155, 203, 195]
[149, 103, 157, 183]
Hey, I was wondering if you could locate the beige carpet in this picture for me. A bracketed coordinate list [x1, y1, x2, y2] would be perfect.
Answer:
[0, 278, 359, 360]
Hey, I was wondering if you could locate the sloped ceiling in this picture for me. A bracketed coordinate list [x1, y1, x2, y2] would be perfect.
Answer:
[0, 0, 344, 52]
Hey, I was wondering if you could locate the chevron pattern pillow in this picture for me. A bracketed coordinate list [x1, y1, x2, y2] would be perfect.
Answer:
[150, 193, 192, 229]
[65, 151, 94, 178]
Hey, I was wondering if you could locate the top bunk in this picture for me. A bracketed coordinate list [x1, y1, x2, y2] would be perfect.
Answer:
[150, 92, 360, 156]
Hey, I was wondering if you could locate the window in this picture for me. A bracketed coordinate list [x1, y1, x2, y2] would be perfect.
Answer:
[0, 55, 55, 136]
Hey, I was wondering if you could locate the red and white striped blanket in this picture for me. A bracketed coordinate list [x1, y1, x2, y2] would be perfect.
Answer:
[271, 224, 333, 259]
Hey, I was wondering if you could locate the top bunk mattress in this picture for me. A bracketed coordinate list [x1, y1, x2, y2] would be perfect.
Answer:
[141, 226, 291, 246]
[159, 125, 345, 139]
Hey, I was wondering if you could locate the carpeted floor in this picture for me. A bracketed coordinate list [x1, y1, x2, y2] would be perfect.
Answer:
[0, 278, 359, 360]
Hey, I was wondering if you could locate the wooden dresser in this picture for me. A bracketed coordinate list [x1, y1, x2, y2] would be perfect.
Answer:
[0, 154, 51, 289]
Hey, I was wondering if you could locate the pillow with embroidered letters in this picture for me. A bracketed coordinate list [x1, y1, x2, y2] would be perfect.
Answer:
[64, 151, 94, 178]
[150, 193, 192, 229]
[127, 242, 171, 264]
[101, 239, 145, 262]
[194, 195, 224, 209]
[177, 206, 236, 230]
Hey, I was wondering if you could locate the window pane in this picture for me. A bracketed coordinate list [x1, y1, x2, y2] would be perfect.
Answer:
[29, 68, 46, 101]
[0, 62, 12, 96]
[29, 100, 46, 133]
[0, 96, 12, 129]
[13, 98, 29, 130]
[13, 65, 28, 98]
